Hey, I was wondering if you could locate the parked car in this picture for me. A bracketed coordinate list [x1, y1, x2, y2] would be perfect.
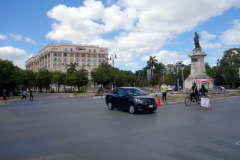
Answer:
[215, 86, 225, 90]
[105, 87, 157, 114]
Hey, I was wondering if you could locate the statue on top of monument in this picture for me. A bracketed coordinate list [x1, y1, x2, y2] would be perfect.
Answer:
[194, 32, 201, 49]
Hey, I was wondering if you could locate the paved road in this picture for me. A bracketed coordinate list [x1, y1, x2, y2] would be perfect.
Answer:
[0, 93, 240, 160]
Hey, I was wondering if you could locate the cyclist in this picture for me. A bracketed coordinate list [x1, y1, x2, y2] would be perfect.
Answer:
[97, 87, 103, 95]
[188, 83, 198, 102]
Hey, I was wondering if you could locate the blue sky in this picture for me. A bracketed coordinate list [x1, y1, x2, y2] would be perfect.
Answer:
[0, 0, 240, 70]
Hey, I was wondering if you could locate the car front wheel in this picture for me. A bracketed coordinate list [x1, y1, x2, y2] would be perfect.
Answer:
[108, 102, 113, 110]
[129, 105, 137, 114]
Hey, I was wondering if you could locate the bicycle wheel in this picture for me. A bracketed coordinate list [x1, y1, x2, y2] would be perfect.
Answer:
[185, 97, 191, 106]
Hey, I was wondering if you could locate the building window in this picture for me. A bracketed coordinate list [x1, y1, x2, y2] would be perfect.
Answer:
[93, 58, 96, 62]
[76, 54, 79, 57]
[70, 58, 73, 62]
[88, 54, 91, 57]
[100, 50, 105, 52]
[88, 58, 91, 62]
[88, 49, 91, 52]
[82, 63, 85, 67]
[65, 67, 67, 69]
[82, 58, 85, 61]
[102, 59, 105, 62]
[93, 63, 96, 67]
[64, 58, 68, 61]
[70, 48, 73, 51]
[102, 55, 105, 58]
[76, 63, 79, 66]
[58, 57, 61, 61]
[93, 54, 96, 57]
[58, 53, 61, 56]
[64, 62, 67, 66]
[93, 49, 96, 53]
[55, 67, 57, 70]
[98, 55, 101, 58]
[76, 58, 80, 62]
[70, 53, 73, 57]
[58, 62, 61, 66]
[98, 63, 101, 66]
[59, 67, 61, 69]
[77, 67, 79, 69]
[64, 48, 68, 51]
[64, 53, 67, 57]
[54, 53, 57, 56]
[82, 54, 85, 57]
[51, 47, 58, 50]
[54, 62, 57, 66]
[54, 58, 57, 61]
[98, 59, 101, 62]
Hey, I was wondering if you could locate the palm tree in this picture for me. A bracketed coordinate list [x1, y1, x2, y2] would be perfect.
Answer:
[67, 62, 77, 74]
[147, 56, 158, 69]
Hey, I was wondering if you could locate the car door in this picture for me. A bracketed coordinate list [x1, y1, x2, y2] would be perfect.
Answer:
[118, 89, 129, 109]
[112, 89, 119, 107]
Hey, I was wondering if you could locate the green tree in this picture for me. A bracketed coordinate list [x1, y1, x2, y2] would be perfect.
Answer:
[70, 69, 88, 92]
[91, 62, 112, 87]
[147, 55, 158, 68]
[36, 68, 52, 92]
[52, 71, 66, 92]
[217, 48, 240, 88]
[67, 62, 77, 74]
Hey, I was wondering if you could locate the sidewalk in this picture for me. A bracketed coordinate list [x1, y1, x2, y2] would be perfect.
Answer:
[0, 96, 21, 103]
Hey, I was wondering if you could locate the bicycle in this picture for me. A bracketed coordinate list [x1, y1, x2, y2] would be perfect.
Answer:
[185, 92, 199, 106]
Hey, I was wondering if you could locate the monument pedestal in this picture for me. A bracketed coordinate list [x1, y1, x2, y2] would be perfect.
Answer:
[183, 49, 214, 89]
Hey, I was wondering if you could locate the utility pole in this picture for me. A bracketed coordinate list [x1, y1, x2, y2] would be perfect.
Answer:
[110, 53, 117, 89]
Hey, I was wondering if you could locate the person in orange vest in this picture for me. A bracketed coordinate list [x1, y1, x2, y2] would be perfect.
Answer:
[161, 82, 167, 104]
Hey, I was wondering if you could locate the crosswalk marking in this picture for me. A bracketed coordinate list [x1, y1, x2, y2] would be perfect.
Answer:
[212, 140, 240, 150]
[169, 151, 200, 160]
[192, 145, 240, 160]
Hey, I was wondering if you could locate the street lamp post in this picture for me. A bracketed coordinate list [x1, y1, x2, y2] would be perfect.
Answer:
[110, 53, 117, 89]
[124, 75, 128, 86]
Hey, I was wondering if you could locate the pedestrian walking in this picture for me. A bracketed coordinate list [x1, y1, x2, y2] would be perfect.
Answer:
[179, 86, 182, 90]
[29, 89, 33, 101]
[2, 90, 6, 100]
[161, 82, 167, 104]
[21, 89, 27, 100]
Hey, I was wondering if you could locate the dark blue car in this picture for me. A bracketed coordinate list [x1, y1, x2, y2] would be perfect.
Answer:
[105, 87, 157, 114]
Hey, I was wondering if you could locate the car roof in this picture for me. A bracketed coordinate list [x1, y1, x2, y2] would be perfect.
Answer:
[116, 87, 139, 89]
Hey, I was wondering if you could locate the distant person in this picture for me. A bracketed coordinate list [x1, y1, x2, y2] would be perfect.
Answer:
[199, 85, 206, 98]
[161, 82, 167, 104]
[29, 89, 33, 101]
[97, 87, 103, 95]
[2, 90, 6, 100]
[179, 86, 182, 90]
[173, 85, 176, 91]
[21, 90, 27, 100]
[188, 83, 198, 102]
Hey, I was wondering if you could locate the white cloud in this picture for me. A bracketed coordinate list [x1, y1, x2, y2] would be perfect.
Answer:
[220, 19, 240, 45]
[107, 0, 112, 5]
[141, 50, 188, 65]
[0, 34, 7, 40]
[25, 38, 36, 44]
[45, 0, 240, 69]
[0, 46, 33, 69]
[200, 31, 222, 49]
[9, 33, 22, 41]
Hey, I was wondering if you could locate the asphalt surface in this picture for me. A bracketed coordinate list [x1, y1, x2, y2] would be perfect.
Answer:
[0, 93, 240, 160]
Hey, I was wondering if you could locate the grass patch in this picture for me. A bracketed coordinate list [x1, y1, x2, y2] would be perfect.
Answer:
[155, 95, 186, 102]
[75, 93, 96, 96]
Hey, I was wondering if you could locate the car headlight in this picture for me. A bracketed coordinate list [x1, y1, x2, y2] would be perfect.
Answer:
[135, 99, 143, 104]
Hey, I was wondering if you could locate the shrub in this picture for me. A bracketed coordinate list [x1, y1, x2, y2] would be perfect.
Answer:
[73, 91, 78, 96]
[39, 90, 43, 93]
[81, 86, 88, 92]
[49, 89, 55, 93]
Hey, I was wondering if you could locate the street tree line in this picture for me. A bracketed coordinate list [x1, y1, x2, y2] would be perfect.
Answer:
[0, 60, 88, 94]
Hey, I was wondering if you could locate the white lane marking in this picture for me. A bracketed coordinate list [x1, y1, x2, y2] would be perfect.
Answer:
[236, 141, 240, 146]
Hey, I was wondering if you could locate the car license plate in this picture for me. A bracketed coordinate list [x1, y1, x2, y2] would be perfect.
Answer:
[149, 105, 153, 108]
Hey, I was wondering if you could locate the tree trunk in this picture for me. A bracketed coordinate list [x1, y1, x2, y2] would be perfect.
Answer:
[232, 78, 235, 89]
[58, 84, 60, 93]
[78, 86, 80, 93]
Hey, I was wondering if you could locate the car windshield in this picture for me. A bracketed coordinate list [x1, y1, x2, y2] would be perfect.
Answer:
[125, 88, 148, 96]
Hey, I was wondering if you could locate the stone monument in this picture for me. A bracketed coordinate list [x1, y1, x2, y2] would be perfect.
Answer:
[183, 32, 214, 89]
